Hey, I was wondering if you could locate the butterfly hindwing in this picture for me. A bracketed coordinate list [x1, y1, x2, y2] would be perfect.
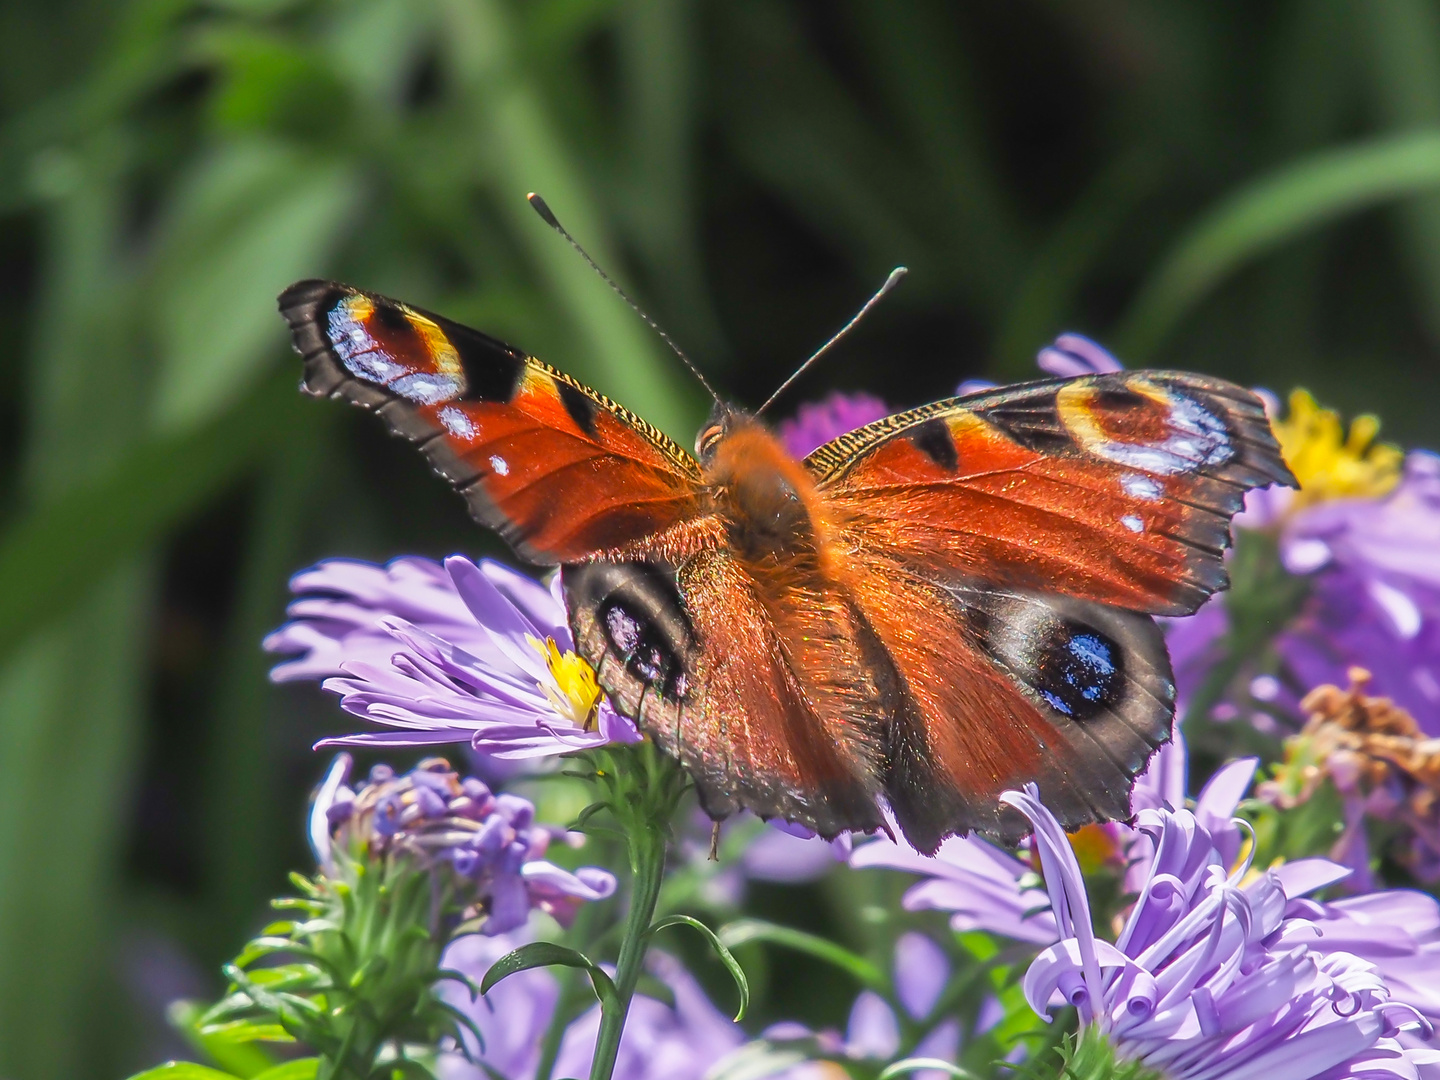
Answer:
[833, 548, 1174, 849]
[564, 557, 887, 838]
[809, 371, 1295, 617]
[280, 280, 706, 564]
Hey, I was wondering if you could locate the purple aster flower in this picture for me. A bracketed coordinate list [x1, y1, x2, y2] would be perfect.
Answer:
[438, 945, 744, 1080]
[776, 391, 890, 459]
[847, 726, 1246, 948]
[1010, 785, 1438, 1080]
[311, 753, 615, 934]
[1273, 454, 1440, 732]
[265, 555, 640, 756]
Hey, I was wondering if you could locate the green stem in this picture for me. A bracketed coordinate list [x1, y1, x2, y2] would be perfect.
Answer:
[587, 821, 668, 1080]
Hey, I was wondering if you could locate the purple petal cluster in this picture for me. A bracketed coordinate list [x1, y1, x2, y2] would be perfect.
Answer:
[265, 556, 640, 757]
[438, 938, 743, 1080]
[776, 391, 890, 459]
[312, 754, 615, 934]
[1010, 785, 1439, 1080]
[1274, 453, 1440, 732]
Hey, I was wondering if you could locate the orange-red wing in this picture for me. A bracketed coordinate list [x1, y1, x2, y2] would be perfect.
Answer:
[564, 553, 886, 839]
[840, 549, 1175, 850]
[280, 280, 706, 565]
[807, 371, 1296, 617]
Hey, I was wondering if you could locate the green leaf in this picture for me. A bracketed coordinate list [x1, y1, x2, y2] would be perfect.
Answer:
[717, 919, 884, 991]
[150, 140, 361, 431]
[125, 1064, 244, 1080]
[479, 942, 619, 1010]
[0, 367, 307, 663]
[648, 914, 749, 1020]
[877, 1060, 978, 1080]
[196, 1019, 296, 1044]
[1116, 129, 1440, 358]
[250, 1062, 319, 1080]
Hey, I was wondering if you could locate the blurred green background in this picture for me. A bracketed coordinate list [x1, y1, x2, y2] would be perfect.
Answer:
[4, 0, 1440, 1076]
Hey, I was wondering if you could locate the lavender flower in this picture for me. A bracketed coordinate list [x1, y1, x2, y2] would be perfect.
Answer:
[776, 391, 890, 459]
[847, 727, 1247, 947]
[1010, 785, 1437, 1080]
[1273, 453, 1440, 731]
[438, 942, 744, 1080]
[265, 555, 640, 756]
[312, 753, 616, 934]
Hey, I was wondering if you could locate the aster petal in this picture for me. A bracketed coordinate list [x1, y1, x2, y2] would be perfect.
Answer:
[1036, 332, 1125, 377]
[846, 991, 900, 1059]
[521, 860, 618, 902]
[893, 932, 950, 1021]
[308, 753, 352, 867]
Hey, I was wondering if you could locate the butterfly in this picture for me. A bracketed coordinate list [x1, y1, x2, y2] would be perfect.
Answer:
[279, 278, 1294, 854]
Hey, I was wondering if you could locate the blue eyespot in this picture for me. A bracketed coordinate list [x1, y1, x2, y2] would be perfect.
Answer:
[1033, 625, 1122, 721]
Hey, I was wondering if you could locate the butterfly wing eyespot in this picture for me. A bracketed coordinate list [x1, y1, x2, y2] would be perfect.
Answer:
[278, 280, 708, 566]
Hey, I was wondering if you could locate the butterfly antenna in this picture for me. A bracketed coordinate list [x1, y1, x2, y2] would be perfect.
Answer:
[755, 266, 907, 416]
[527, 193, 722, 406]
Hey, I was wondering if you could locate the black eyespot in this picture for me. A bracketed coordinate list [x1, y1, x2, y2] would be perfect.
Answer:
[599, 597, 688, 700]
[967, 594, 1126, 723]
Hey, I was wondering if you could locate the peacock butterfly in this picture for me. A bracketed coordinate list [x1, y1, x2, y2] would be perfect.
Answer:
[278, 273, 1293, 854]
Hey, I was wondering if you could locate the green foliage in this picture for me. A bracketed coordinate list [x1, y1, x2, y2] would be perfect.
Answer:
[4, 2, 1440, 1077]
[1010, 1027, 1163, 1080]
[480, 941, 620, 1008]
[194, 860, 481, 1080]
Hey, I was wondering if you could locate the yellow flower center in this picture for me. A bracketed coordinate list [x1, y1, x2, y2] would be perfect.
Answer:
[1274, 388, 1402, 508]
[529, 636, 604, 730]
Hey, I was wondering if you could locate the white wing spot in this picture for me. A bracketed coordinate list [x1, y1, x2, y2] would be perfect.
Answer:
[438, 406, 476, 439]
[489, 455, 510, 476]
[1121, 514, 1144, 533]
[1121, 473, 1163, 500]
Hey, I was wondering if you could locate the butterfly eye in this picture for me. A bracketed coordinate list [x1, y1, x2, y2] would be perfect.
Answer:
[696, 423, 725, 458]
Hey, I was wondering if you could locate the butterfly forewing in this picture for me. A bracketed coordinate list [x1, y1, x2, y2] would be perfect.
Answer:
[809, 371, 1295, 617]
[280, 280, 706, 564]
